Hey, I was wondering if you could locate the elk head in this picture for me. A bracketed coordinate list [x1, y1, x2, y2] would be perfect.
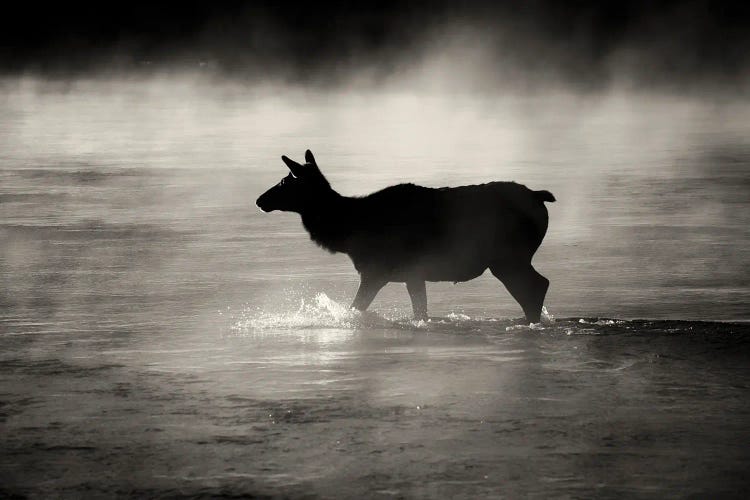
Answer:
[256, 150, 331, 213]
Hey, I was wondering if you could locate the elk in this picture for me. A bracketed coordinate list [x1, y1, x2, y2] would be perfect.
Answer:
[256, 150, 555, 323]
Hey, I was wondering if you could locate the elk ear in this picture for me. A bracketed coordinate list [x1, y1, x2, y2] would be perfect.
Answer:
[304, 149, 317, 166]
[281, 155, 304, 177]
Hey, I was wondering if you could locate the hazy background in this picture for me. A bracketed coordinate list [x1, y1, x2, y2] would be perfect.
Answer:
[2, 1, 750, 92]
[2, 2, 750, 498]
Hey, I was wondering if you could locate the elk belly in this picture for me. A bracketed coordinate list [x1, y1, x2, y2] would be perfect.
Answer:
[410, 254, 488, 283]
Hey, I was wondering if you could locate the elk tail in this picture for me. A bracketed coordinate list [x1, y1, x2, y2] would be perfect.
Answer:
[533, 190, 556, 203]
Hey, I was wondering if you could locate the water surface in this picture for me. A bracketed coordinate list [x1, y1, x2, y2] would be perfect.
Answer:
[1, 77, 749, 497]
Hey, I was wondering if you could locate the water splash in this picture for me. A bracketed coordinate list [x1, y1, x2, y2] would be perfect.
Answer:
[445, 312, 472, 322]
[230, 292, 566, 336]
[231, 292, 395, 333]
[504, 305, 555, 331]
[578, 318, 626, 326]
[541, 305, 555, 325]
[505, 323, 547, 332]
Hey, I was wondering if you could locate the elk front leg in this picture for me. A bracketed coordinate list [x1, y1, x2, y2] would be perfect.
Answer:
[406, 280, 428, 321]
[351, 275, 387, 313]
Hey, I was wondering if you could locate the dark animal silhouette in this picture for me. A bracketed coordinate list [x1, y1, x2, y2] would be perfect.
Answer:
[256, 150, 555, 323]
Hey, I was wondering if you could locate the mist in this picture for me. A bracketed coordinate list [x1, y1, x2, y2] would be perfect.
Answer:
[3, 4, 750, 498]
[2, 57, 749, 320]
[2, 1, 749, 93]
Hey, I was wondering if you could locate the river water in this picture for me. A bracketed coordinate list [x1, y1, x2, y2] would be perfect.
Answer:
[1, 76, 749, 497]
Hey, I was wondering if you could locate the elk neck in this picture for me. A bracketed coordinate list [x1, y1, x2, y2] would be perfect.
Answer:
[299, 188, 355, 254]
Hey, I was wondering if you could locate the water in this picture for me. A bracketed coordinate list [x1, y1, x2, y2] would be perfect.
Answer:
[1, 76, 750, 497]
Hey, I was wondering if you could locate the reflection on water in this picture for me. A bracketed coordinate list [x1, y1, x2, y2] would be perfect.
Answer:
[1, 76, 750, 497]
[3, 308, 749, 497]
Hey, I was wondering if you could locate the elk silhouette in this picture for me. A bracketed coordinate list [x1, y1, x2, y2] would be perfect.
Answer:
[256, 150, 555, 323]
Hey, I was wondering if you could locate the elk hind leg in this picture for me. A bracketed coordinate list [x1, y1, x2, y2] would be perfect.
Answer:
[490, 263, 549, 323]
